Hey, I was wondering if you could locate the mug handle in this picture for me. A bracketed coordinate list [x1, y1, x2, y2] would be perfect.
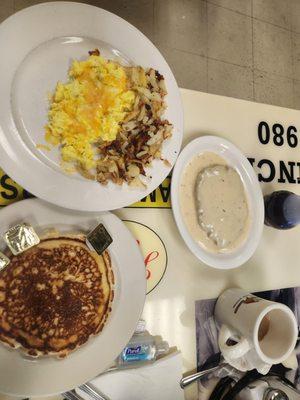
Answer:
[282, 351, 298, 370]
[218, 324, 251, 360]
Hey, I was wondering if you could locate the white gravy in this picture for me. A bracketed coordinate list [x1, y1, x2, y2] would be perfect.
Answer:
[179, 152, 250, 253]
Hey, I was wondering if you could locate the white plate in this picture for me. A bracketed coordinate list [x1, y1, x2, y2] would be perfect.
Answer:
[0, 2, 183, 212]
[0, 198, 146, 396]
[171, 136, 264, 269]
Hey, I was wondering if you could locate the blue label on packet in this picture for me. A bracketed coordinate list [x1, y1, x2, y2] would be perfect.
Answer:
[125, 346, 142, 355]
[122, 345, 151, 362]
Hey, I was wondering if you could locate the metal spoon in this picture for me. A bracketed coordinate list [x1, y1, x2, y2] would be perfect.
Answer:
[180, 364, 226, 389]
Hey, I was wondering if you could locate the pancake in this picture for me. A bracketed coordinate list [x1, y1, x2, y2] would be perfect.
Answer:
[0, 235, 114, 358]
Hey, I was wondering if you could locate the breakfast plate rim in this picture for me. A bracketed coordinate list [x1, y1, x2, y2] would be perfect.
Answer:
[0, 1, 183, 212]
[0, 198, 146, 396]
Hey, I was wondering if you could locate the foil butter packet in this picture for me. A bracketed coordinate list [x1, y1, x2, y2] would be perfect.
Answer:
[3, 224, 40, 256]
[0, 252, 10, 271]
[86, 223, 113, 255]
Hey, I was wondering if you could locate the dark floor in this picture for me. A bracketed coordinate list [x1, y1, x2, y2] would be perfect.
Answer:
[2, 0, 300, 109]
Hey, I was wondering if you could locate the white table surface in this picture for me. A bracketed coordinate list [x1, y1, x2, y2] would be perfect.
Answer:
[117, 88, 300, 399]
[2, 88, 300, 400]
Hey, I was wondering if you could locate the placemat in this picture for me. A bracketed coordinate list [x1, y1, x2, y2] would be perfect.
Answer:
[2, 89, 300, 400]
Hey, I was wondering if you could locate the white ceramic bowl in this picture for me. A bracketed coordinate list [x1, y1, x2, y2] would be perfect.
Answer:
[171, 136, 264, 269]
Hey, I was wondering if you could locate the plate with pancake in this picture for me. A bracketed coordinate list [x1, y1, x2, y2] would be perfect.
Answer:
[0, 198, 146, 396]
[0, 2, 183, 212]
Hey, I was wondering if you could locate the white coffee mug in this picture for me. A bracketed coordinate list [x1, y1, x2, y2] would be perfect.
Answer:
[214, 288, 298, 374]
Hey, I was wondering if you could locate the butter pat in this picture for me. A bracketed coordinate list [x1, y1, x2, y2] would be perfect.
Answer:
[0, 252, 10, 271]
[86, 223, 113, 255]
[3, 224, 40, 255]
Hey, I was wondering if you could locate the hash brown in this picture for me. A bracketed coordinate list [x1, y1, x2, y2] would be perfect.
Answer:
[0, 235, 114, 358]
[44, 50, 173, 188]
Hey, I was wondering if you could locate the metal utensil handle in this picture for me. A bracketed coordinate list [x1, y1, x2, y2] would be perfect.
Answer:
[79, 383, 111, 400]
[63, 390, 86, 400]
[180, 365, 221, 389]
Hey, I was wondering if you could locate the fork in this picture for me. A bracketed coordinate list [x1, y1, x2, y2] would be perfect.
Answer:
[63, 389, 84, 400]
[63, 383, 110, 400]
[79, 383, 111, 400]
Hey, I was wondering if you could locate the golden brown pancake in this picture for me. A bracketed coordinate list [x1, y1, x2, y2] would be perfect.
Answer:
[0, 235, 114, 358]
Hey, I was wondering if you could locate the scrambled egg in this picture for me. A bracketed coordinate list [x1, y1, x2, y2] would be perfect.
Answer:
[45, 54, 135, 170]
